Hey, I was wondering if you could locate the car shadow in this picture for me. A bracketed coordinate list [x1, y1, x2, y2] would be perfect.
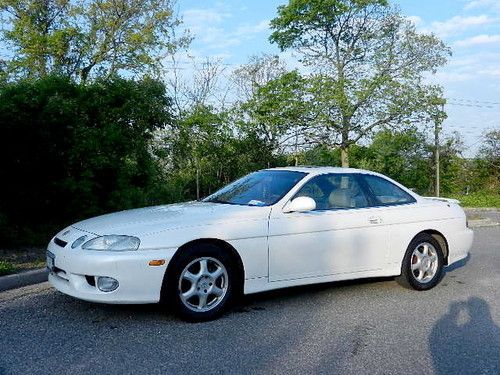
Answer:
[54, 256, 469, 323]
[444, 253, 471, 273]
[62, 275, 397, 322]
[429, 296, 500, 374]
[234, 276, 396, 309]
[54, 249, 471, 322]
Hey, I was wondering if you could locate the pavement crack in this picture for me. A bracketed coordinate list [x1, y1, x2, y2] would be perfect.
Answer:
[350, 323, 373, 357]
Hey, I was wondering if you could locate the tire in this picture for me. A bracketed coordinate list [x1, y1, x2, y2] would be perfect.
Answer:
[397, 233, 444, 291]
[163, 243, 235, 322]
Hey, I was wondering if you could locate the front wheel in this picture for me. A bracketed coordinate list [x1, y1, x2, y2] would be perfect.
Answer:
[397, 233, 444, 290]
[164, 243, 235, 321]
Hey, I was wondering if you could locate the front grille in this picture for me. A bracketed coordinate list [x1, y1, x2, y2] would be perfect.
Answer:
[54, 237, 68, 247]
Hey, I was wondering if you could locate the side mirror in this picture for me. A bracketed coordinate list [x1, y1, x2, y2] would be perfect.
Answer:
[283, 196, 316, 213]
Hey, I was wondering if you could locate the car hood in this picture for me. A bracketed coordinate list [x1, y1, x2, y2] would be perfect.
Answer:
[71, 201, 271, 236]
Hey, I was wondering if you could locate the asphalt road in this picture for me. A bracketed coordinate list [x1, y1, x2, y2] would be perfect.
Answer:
[1, 227, 499, 375]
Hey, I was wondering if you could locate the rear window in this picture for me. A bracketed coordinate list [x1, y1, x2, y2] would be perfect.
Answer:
[362, 175, 416, 206]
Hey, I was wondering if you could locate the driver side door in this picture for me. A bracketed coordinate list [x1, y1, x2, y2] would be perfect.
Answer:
[268, 173, 389, 282]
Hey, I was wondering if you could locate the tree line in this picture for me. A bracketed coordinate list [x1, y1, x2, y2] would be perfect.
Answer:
[0, 0, 498, 246]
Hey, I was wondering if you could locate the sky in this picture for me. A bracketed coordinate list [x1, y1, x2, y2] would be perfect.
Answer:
[175, 0, 500, 156]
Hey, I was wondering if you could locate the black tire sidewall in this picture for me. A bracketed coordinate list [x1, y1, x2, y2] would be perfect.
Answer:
[164, 243, 235, 322]
[401, 233, 444, 291]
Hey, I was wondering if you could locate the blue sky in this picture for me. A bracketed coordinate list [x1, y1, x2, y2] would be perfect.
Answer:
[176, 0, 500, 156]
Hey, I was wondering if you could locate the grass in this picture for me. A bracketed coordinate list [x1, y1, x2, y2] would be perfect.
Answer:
[448, 192, 500, 208]
[0, 260, 16, 276]
[0, 247, 46, 276]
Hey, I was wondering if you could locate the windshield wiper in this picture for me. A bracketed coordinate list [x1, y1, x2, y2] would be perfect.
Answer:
[204, 199, 235, 205]
[204, 199, 252, 206]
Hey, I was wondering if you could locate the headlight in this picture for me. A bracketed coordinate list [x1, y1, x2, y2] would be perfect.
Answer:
[82, 235, 140, 251]
[71, 235, 88, 249]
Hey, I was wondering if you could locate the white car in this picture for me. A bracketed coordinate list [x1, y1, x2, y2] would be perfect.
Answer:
[47, 167, 473, 321]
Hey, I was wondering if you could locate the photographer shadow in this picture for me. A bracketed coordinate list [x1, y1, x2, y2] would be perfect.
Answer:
[429, 297, 500, 374]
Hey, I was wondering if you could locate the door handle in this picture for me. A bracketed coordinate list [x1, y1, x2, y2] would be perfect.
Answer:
[368, 216, 382, 224]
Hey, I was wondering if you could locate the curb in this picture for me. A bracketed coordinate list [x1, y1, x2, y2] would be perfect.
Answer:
[464, 207, 499, 212]
[468, 219, 500, 228]
[0, 268, 48, 292]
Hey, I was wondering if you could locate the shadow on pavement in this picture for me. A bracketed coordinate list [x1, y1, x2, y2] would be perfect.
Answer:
[429, 297, 500, 374]
[445, 253, 471, 273]
[238, 275, 395, 305]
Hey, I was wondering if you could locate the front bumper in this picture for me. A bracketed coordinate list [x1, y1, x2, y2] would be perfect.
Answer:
[47, 235, 177, 304]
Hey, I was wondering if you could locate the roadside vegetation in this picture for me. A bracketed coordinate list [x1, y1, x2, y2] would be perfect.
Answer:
[0, 0, 498, 248]
[451, 193, 500, 208]
[0, 261, 15, 276]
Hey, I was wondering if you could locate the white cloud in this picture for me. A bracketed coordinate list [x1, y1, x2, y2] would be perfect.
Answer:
[182, 8, 237, 50]
[464, 0, 497, 11]
[183, 8, 232, 27]
[455, 34, 500, 47]
[182, 10, 271, 51]
[235, 20, 269, 36]
[199, 27, 241, 49]
[478, 66, 500, 76]
[406, 15, 422, 27]
[427, 49, 500, 87]
[430, 71, 474, 83]
[426, 15, 493, 37]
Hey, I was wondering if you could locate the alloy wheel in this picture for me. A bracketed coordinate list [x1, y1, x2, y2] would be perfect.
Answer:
[178, 257, 229, 312]
[410, 242, 439, 283]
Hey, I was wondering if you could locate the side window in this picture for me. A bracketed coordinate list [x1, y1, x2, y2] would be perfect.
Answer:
[362, 175, 416, 206]
[295, 174, 369, 210]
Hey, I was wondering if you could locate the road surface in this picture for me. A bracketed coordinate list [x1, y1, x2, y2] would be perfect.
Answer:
[1, 227, 499, 374]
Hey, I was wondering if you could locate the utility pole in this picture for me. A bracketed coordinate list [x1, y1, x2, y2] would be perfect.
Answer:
[294, 127, 299, 166]
[434, 121, 440, 197]
[434, 104, 443, 197]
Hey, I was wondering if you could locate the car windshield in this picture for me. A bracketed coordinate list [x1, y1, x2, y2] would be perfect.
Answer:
[203, 170, 306, 206]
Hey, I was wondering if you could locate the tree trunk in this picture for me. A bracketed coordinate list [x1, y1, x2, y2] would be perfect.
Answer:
[294, 127, 299, 166]
[196, 164, 200, 200]
[340, 146, 349, 167]
[194, 154, 200, 200]
[340, 116, 350, 167]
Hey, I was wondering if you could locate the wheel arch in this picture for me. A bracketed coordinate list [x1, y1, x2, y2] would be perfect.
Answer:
[162, 238, 245, 300]
[413, 229, 450, 265]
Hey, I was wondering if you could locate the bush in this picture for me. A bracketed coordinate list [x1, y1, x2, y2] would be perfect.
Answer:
[0, 76, 173, 246]
[0, 261, 16, 276]
[449, 193, 500, 208]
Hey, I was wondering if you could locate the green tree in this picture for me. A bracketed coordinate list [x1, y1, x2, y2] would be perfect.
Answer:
[269, 0, 450, 167]
[165, 104, 280, 201]
[233, 54, 288, 101]
[0, 0, 76, 78]
[0, 0, 190, 82]
[356, 128, 431, 193]
[471, 129, 500, 193]
[237, 70, 311, 163]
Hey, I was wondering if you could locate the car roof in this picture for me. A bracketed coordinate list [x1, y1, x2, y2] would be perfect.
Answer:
[264, 166, 423, 201]
[264, 166, 377, 176]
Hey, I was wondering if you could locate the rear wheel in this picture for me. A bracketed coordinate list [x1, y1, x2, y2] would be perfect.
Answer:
[164, 243, 235, 321]
[397, 233, 444, 290]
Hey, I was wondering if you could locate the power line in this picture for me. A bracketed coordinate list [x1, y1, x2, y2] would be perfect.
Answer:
[446, 102, 497, 109]
[447, 97, 500, 106]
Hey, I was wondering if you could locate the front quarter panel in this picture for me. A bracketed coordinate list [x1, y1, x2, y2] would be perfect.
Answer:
[139, 207, 271, 280]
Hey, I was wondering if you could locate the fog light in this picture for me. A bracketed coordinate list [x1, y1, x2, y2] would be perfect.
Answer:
[97, 276, 119, 292]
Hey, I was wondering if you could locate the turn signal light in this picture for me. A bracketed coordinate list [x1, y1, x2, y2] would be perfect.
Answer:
[149, 259, 165, 266]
